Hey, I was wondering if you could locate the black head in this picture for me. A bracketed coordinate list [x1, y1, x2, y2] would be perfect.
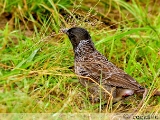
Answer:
[63, 27, 91, 49]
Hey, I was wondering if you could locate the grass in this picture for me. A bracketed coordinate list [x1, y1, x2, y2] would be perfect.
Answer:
[0, 0, 160, 115]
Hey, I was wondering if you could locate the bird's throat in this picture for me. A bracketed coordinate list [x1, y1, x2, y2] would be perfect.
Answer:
[74, 40, 95, 57]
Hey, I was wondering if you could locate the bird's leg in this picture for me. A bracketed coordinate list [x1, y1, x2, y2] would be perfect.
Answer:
[106, 87, 116, 112]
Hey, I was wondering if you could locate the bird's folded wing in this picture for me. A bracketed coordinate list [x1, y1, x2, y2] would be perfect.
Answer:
[105, 73, 143, 90]
[79, 61, 143, 90]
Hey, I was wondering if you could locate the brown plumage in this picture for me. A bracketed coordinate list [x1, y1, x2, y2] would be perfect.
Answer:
[63, 27, 160, 103]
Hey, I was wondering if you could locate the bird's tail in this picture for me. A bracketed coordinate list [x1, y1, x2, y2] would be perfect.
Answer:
[136, 88, 160, 96]
[153, 90, 160, 96]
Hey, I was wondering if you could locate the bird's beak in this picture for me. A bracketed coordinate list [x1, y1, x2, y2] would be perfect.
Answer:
[61, 28, 69, 34]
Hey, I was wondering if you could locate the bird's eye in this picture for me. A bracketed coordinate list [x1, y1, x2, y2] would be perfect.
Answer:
[70, 33, 75, 38]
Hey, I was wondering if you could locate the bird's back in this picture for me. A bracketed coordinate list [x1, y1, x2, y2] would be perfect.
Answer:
[75, 50, 143, 91]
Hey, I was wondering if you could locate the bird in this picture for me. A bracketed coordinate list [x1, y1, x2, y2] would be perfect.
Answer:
[62, 27, 160, 103]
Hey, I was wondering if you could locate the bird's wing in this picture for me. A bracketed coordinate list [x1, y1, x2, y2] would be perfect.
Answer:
[75, 51, 143, 90]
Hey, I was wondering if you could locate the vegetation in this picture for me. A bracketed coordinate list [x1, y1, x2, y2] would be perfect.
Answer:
[0, 0, 160, 115]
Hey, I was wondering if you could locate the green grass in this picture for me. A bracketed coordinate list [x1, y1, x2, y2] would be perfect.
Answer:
[0, 0, 160, 114]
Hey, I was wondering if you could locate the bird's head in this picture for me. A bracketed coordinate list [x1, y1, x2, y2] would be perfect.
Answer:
[62, 27, 92, 49]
